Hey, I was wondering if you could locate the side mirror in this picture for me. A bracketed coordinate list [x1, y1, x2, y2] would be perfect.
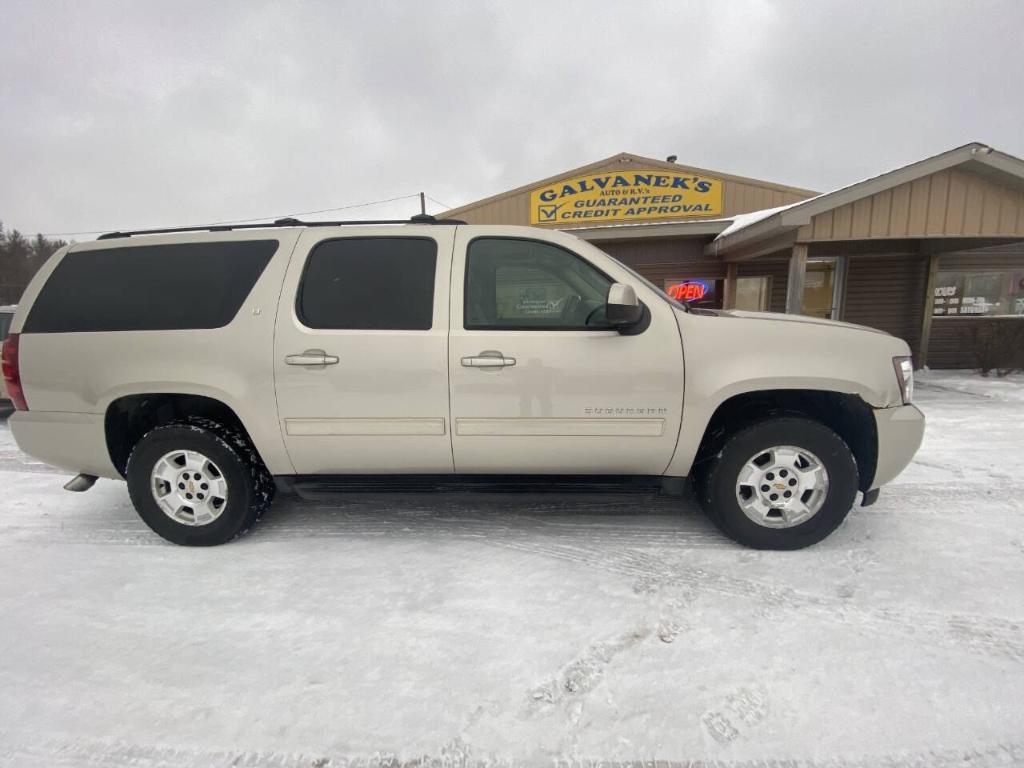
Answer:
[605, 283, 643, 327]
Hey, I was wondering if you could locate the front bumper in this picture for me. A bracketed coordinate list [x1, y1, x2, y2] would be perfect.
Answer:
[9, 410, 120, 479]
[870, 404, 925, 490]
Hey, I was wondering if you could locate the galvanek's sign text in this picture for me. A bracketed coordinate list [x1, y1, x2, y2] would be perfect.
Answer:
[529, 169, 723, 225]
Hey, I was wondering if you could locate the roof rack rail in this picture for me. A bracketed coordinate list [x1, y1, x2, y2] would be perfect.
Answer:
[96, 214, 467, 240]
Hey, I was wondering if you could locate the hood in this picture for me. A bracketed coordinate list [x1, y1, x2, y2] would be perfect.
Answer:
[715, 309, 891, 336]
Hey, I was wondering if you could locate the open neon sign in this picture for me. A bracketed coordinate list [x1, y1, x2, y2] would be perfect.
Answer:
[666, 279, 713, 302]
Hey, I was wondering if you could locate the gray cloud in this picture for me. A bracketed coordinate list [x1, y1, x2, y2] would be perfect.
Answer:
[1, 0, 1021, 237]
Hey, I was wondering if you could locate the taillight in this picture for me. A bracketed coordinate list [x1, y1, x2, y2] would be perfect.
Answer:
[1, 333, 28, 410]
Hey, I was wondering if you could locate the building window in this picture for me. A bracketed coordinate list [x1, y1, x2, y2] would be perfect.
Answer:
[664, 278, 721, 308]
[933, 271, 1024, 317]
[735, 276, 772, 311]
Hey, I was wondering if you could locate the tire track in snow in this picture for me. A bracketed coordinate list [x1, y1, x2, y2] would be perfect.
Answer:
[2, 732, 1023, 768]
[3, 467, 1022, 661]
[484, 537, 1024, 663]
[5, 474, 1020, 547]
[1, 483, 728, 549]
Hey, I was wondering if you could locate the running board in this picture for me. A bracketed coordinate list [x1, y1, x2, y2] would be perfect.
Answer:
[63, 474, 98, 492]
[281, 474, 670, 501]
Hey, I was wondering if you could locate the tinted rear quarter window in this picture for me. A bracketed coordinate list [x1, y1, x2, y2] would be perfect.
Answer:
[297, 237, 437, 330]
[24, 240, 278, 333]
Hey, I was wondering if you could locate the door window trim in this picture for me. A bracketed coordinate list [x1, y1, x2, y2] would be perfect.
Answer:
[462, 236, 625, 332]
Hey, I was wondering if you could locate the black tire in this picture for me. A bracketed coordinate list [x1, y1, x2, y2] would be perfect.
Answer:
[126, 417, 273, 546]
[697, 417, 858, 550]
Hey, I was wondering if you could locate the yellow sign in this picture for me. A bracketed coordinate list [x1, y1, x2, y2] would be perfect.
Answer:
[529, 169, 723, 225]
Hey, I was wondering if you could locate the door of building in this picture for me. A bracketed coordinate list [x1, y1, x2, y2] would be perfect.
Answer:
[803, 258, 844, 319]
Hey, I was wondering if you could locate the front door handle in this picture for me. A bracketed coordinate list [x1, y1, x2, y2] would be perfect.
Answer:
[285, 349, 339, 367]
[461, 351, 517, 368]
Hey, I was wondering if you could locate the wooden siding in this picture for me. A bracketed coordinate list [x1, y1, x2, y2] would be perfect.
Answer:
[803, 168, 1024, 241]
[841, 254, 929, 357]
[449, 156, 815, 227]
[599, 239, 791, 312]
[938, 241, 1024, 270]
[927, 317, 1024, 369]
[601, 238, 723, 286]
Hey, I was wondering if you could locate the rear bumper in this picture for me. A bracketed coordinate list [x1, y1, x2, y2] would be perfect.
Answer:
[9, 410, 120, 479]
[870, 404, 925, 490]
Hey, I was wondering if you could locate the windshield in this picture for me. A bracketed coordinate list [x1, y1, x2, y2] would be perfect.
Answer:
[0, 312, 12, 341]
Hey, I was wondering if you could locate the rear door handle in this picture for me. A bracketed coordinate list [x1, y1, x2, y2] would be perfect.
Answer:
[461, 351, 516, 368]
[285, 349, 339, 366]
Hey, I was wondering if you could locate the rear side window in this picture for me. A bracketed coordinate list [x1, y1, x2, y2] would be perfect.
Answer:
[297, 237, 436, 330]
[23, 240, 278, 333]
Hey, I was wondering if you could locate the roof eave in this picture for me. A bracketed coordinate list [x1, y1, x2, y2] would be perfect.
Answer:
[571, 219, 731, 242]
[707, 142, 1024, 258]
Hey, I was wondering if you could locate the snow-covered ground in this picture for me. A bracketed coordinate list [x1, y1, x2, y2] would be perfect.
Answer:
[1, 373, 1022, 767]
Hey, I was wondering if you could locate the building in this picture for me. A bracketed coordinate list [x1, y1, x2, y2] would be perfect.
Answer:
[443, 143, 1024, 369]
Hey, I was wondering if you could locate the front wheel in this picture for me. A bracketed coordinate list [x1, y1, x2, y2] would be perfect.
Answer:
[126, 418, 273, 546]
[696, 418, 859, 549]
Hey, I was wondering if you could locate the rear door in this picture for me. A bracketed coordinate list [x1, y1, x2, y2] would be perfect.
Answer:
[447, 228, 686, 475]
[273, 227, 454, 474]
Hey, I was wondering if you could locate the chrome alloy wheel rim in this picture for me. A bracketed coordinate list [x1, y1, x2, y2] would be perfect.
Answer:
[150, 450, 228, 526]
[735, 445, 829, 529]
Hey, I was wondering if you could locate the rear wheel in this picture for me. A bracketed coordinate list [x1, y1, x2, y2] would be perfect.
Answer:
[126, 418, 273, 546]
[696, 417, 858, 549]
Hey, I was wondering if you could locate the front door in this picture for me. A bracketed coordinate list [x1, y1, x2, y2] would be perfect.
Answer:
[803, 258, 844, 319]
[273, 227, 454, 474]
[447, 230, 685, 475]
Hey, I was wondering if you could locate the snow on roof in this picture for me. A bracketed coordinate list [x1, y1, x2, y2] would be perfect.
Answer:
[712, 200, 810, 240]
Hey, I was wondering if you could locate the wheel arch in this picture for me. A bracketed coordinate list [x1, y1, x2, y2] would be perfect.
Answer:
[691, 389, 879, 492]
[104, 393, 265, 477]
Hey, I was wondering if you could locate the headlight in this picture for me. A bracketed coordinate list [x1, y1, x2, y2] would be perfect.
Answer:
[892, 356, 914, 404]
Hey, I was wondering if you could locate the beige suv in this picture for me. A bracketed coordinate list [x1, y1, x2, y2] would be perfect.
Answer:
[1, 218, 924, 548]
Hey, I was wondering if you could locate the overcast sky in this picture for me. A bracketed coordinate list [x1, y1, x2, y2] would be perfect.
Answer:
[1, 0, 1021, 238]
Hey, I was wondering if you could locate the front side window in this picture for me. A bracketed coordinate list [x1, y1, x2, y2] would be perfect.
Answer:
[933, 271, 1023, 317]
[465, 238, 613, 330]
[298, 238, 437, 330]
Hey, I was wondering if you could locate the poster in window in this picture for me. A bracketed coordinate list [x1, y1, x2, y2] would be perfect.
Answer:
[932, 273, 959, 315]
[933, 271, 1015, 317]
